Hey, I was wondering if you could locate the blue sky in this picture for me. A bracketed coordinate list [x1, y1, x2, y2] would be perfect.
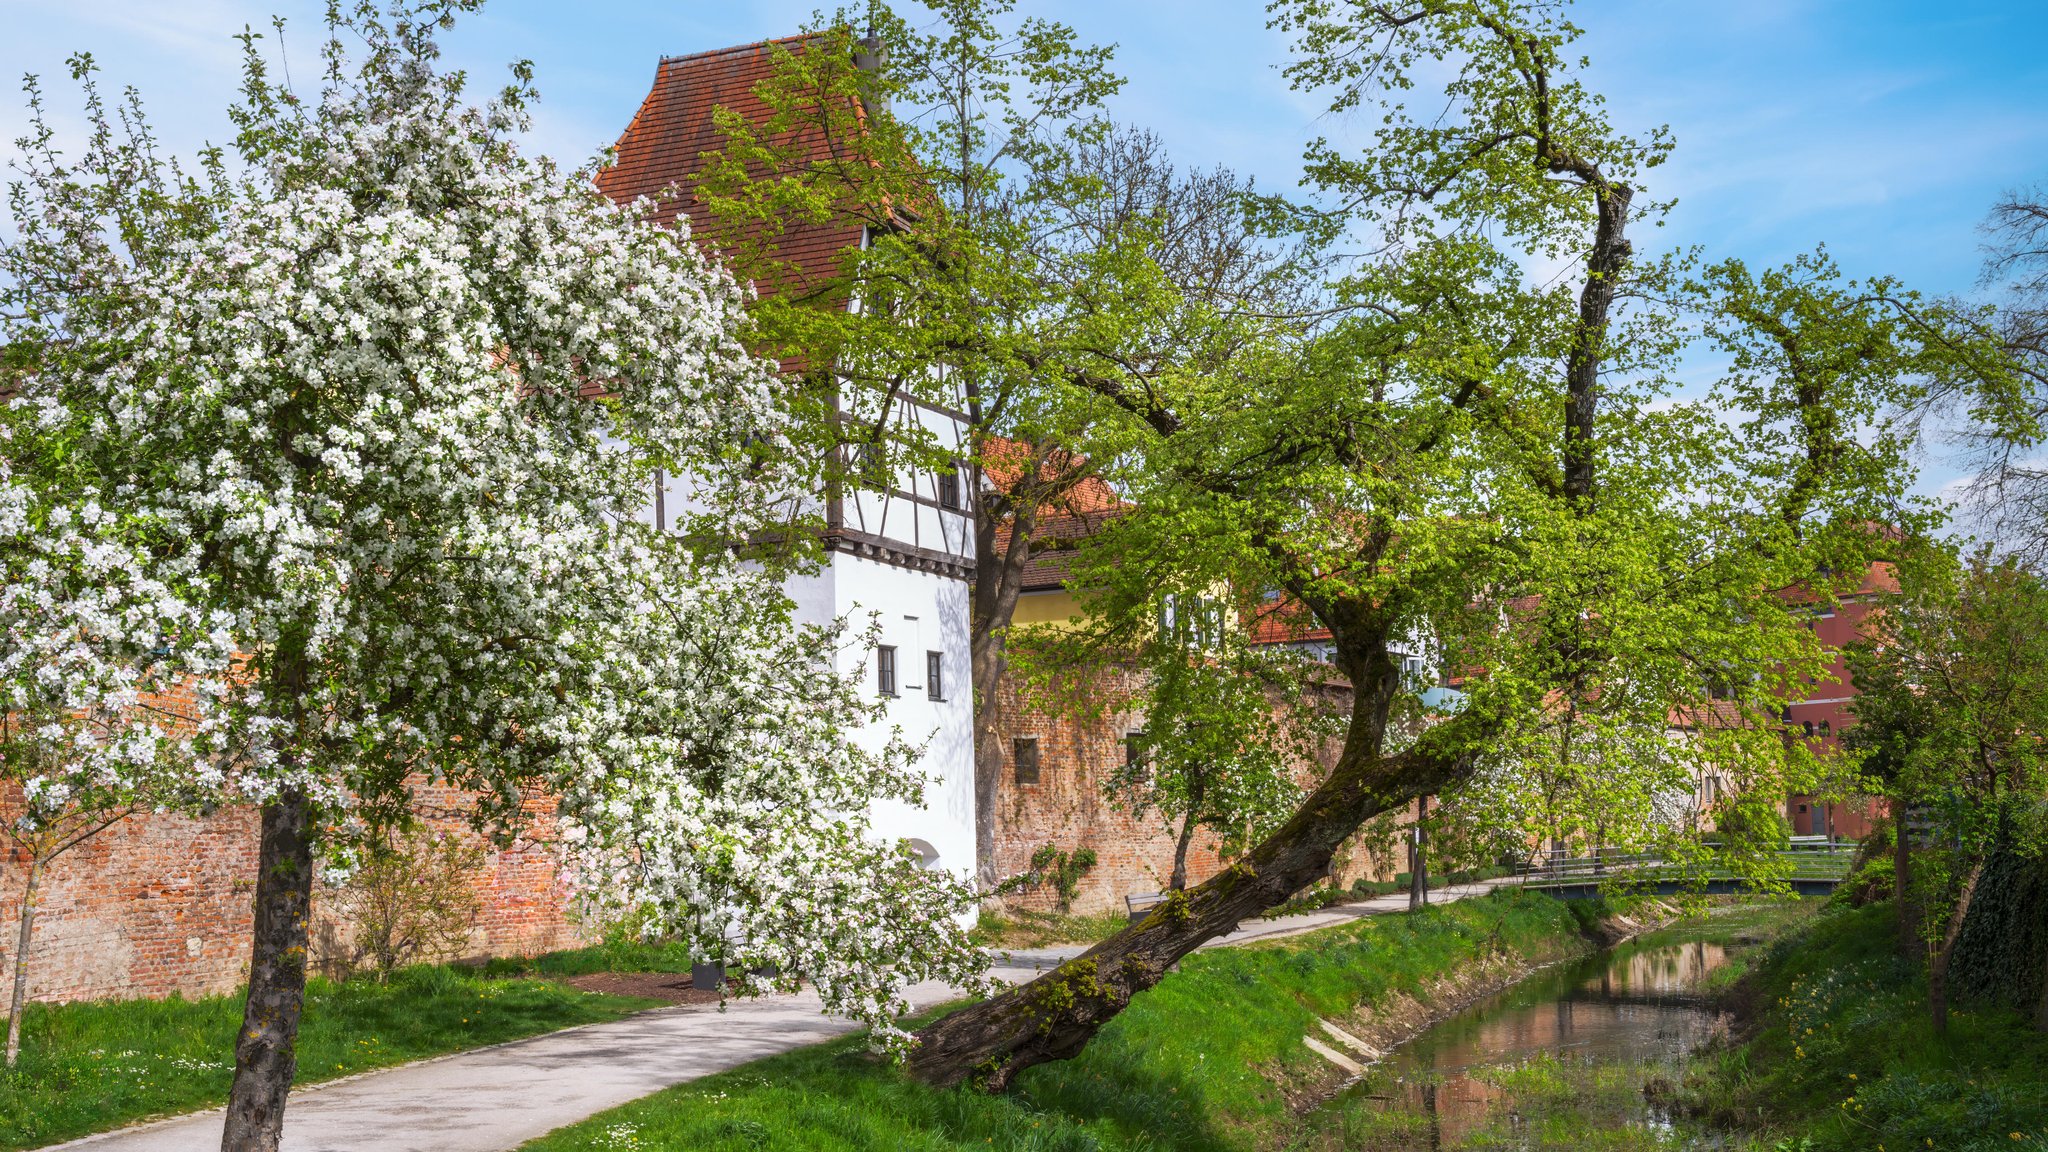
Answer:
[4, 0, 2045, 496]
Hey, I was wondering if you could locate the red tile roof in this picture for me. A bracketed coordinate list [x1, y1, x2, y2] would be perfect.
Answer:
[1244, 596, 1331, 646]
[981, 437, 1128, 592]
[596, 35, 866, 303]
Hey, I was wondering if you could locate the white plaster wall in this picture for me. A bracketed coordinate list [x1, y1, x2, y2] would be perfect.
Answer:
[830, 557, 978, 880]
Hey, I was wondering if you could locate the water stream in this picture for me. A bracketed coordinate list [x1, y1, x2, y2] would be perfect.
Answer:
[1317, 930, 1742, 1149]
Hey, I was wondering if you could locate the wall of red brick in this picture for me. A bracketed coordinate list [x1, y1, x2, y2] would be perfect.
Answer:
[1783, 590, 1887, 840]
[0, 789, 587, 1007]
[991, 666, 1398, 916]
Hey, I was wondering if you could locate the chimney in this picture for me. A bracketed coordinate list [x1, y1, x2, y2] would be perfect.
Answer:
[853, 34, 887, 111]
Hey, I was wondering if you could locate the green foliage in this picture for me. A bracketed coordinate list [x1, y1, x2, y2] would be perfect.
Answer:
[1685, 902, 2048, 1149]
[1024, 0, 1972, 911]
[0, 967, 651, 1150]
[695, 2, 1298, 571]
[1830, 820, 1899, 909]
[1018, 844, 1099, 913]
[1846, 547, 2048, 983]
[520, 890, 1586, 1152]
[1948, 846, 2048, 1013]
[1717, 801, 1794, 850]
[1847, 548, 2048, 858]
[1012, 624, 1333, 889]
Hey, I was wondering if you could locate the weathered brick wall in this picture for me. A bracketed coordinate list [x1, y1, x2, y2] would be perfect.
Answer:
[992, 664, 1223, 914]
[0, 787, 588, 1007]
[992, 666, 1399, 916]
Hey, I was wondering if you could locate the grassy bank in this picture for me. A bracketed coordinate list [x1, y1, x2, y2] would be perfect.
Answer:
[0, 964, 654, 1150]
[1683, 901, 2048, 1150]
[522, 889, 1591, 1152]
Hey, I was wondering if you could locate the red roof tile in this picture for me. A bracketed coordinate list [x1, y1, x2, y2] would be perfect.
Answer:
[981, 437, 1129, 591]
[596, 36, 866, 302]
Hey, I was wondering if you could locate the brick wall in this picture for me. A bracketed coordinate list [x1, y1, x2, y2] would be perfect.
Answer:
[0, 787, 588, 1007]
[992, 665, 1399, 916]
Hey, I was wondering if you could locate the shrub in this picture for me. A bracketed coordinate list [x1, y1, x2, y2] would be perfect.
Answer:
[1022, 844, 1099, 912]
[320, 826, 486, 978]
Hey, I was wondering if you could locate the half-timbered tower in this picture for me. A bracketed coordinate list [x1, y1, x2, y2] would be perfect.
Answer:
[598, 38, 978, 877]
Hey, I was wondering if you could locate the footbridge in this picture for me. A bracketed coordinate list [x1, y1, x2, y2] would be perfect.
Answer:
[1511, 839, 1853, 901]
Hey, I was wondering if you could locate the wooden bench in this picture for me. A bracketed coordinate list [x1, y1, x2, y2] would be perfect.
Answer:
[1125, 892, 1167, 923]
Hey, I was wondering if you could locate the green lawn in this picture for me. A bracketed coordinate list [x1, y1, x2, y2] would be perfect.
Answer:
[521, 889, 1592, 1152]
[0, 964, 654, 1151]
[969, 909, 1132, 951]
[1684, 900, 2048, 1151]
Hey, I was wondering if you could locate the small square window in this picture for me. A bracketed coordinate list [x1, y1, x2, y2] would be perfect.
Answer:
[1013, 737, 1041, 785]
[876, 645, 897, 696]
[927, 651, 944, 700]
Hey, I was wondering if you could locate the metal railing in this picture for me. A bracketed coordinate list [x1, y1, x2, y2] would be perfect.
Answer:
[1511, 839, 1855, 890]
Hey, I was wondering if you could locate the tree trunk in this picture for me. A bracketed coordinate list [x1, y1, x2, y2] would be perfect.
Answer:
[1168, 773, 1208, 892]
[1408, 794, 1428, 909]
[6, 856, 42, 1068]
[1559, 177, 1632, 507]
[2036, 944, 2048, 1033]
[907, 673, 1478, 1091]
[1894, 811, 1918, 961]
[1928, 853, 1987, 1037]
[222, 789, 316, 1152]
[1169, 815, 1198, 893]
[970, 487, 1038, 892]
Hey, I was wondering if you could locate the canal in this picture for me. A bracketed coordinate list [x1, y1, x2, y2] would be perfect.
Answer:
[1306, 906, 1790, 1149]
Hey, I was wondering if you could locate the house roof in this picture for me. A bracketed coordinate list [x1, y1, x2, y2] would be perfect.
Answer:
[595, 35, 867, 303]
[982, 437, 1129, 593]
[1244, 597, 1332, 646]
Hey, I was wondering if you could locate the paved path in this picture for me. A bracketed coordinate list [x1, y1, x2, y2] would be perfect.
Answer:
[51, 878, 1517, 1152]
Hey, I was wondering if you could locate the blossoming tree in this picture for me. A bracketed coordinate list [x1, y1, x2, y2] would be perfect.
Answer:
[0, 4, 984, 1148]
[0, 449, 212, 1067]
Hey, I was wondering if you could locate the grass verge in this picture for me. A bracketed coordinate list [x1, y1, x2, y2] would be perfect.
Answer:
[520, 888, 1589, 1152]
[970, 909, 1131, 951]
[0, 963, 654, 1151]
[1681, 900, 2048, 1150]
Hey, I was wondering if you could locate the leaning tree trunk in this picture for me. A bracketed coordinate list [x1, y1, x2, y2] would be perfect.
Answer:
[222, 788, 317, 1152]
[5, 856, 43, 1068]
[1929, 853, 1987, 1036]
[906, 705, 1476, 1090]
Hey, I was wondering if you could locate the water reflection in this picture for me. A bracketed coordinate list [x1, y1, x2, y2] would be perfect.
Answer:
[1339, 940, 1731, 1148]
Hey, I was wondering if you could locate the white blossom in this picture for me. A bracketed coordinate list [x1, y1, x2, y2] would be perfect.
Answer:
[0, 3, 985, 1042]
